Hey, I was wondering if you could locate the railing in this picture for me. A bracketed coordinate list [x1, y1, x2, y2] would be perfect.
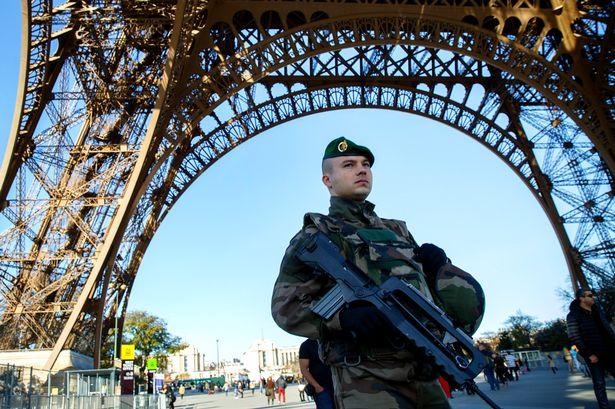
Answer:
[0, 364, 57, 398]
[0, 364, 164, 409]
[0, 394, 165, 409]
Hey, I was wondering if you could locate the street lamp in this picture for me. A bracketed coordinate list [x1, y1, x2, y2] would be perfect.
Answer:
[112, 283, 127, 364]
[216, 339, 220, 377]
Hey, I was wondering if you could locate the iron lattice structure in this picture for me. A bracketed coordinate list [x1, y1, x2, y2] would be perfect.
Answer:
[0, 0, 612, 369]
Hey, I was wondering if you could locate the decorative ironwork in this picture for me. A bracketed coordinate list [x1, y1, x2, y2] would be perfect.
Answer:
[0, 0, 612, 369]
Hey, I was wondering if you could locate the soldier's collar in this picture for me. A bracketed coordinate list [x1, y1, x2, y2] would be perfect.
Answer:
[328, 196, 376, 220]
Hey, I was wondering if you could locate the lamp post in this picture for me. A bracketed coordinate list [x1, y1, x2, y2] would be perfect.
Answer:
[216, 339, 220, 377]
[112, 283, 127, 364]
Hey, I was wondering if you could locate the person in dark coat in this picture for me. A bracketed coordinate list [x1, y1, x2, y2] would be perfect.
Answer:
[162, 385, 176, 409]
[493, 353, 509, 387]
[567, 288, 615, 409]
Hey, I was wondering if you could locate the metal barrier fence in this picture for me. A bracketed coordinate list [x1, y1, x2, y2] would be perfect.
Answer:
[0, 364, 60, 397]
[0, 364, 164, 409]
[0, 394, 165, 409]
[1, 364, 120, 400]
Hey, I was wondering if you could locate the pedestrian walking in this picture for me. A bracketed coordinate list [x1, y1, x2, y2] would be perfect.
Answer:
[567, 288, 615, 409]
[478, 345, 499, 391]
[515, 358, 524, 375]
[524, 357, 531, 372]
[494, 353, 509, 386]
[178, 384, 185, 400]
[162, 385, 176, 409]
[265, 377, 275, 406]
[564, 348, 575, 373]
[505, 352, 519, 381]
[223, 381, 229, 397]
[547, 354, 558, 374]
[276, 375, 287, 403]
[298, 380, 307, 402]
[562, 353, 572, 373]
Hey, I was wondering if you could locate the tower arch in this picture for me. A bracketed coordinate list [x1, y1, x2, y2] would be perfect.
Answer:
[0, 1, 611, 369]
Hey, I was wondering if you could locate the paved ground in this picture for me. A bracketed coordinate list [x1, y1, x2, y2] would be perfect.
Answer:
[173, 369, 614, 408]
[449, 368, 614, 408]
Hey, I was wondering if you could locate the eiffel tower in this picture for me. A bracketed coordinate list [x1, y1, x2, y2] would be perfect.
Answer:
[0, 0, 612, 370]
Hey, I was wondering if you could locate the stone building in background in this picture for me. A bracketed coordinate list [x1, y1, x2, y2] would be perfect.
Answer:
[243, 339, 299, 381]
[166, 345, 206, 376]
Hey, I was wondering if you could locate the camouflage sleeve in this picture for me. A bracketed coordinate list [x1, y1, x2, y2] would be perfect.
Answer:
[433, 264, 485, 335]
[388, 218, 485, 335]
[271, 226, 341, 338]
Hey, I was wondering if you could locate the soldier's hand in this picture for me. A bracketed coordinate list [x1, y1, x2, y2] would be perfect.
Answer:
[339, 304, 394, 340]
[413, 243, 448, 275]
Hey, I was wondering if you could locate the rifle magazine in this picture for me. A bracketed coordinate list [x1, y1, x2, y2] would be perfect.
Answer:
[310, 284, 345, 320]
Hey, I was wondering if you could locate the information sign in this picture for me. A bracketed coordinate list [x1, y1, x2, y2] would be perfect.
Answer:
[147, 358, 158, 370]
[120, 344, 135, 360]
[120, 360, 135, 395]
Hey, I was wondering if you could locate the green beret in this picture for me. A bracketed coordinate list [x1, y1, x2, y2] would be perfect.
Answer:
[322, 137, 374, 165]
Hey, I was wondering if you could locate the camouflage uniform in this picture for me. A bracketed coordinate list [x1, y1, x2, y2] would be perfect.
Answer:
[272, 197, 484, 408]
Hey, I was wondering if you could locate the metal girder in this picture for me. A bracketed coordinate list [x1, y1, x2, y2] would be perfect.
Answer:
[0, 0, 179, 360]
[41, 0, 195, 371]
[0, 0, 611, 365]
[158, 78, 611, 285]
[0, 1, 76, 205]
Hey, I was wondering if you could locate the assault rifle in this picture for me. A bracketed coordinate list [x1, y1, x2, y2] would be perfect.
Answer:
[297, 232, 501, 409]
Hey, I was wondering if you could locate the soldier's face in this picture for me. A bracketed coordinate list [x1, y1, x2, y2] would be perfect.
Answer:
[322, 155, 372, 201]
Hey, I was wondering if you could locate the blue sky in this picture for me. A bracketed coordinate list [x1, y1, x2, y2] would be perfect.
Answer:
[0, 3, 571, 362]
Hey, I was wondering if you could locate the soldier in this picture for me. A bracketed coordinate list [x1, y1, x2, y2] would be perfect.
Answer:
[271, 137, 485, 408]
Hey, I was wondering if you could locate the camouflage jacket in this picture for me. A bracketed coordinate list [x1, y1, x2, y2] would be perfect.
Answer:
[271, 197, 484, 382]
[271, 197, 484, 355]
[272, 196, 432, 336]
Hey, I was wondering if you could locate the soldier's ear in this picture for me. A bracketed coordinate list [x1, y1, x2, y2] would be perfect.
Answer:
[322, 174, 332, 189]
